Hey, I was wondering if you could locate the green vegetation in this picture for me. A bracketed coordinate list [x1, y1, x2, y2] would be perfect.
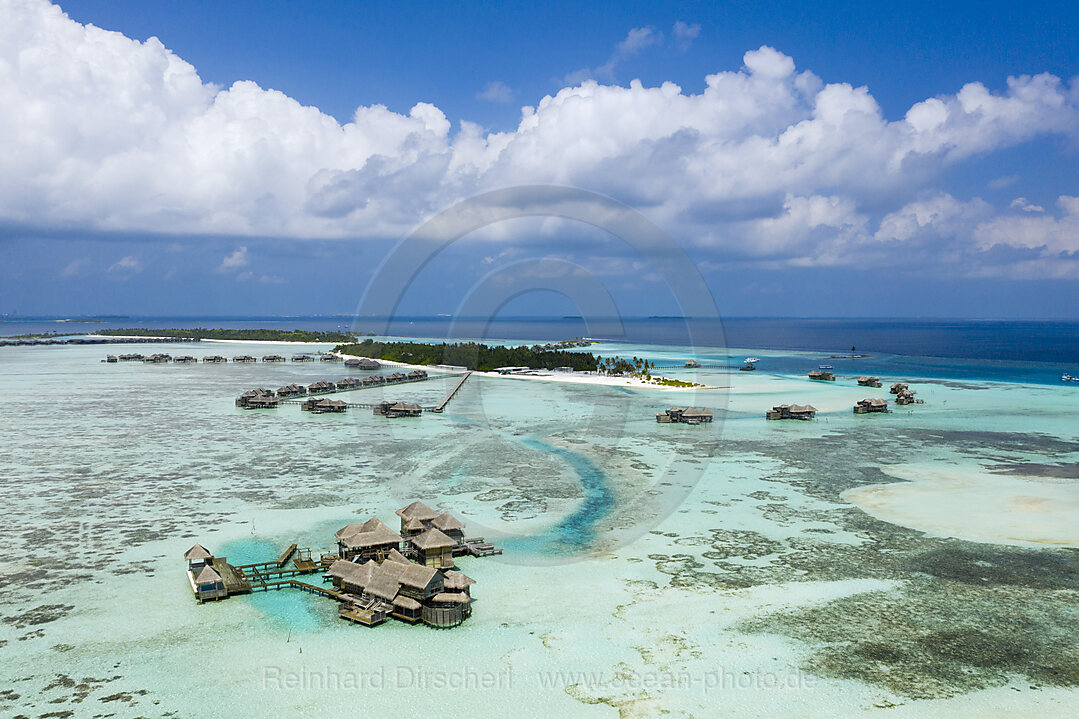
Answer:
[599, 355, 704, 387]
[1, 331, 81, 339]
[645, 376, 704, 387]
[335, 338, 597, 372]
[96, 328, 355, 343]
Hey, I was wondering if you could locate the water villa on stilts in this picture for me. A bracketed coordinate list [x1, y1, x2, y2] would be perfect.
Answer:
[183, 501, 498, 629]
[302, 397, 348, 413]
[857, 376, 883, 387]
[853, 397, 891, 414]
[235, 388, 278, 409]
[766, 404, 818, 420]
[373, 401, 423, 418]
[655, 407, 714, 424]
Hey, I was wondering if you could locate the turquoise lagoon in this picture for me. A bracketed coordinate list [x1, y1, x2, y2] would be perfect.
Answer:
[0, 338, 1078, 717]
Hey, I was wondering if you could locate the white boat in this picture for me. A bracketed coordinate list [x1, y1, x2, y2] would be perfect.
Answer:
[744, 357, 760, 364]
[1064, 373, 1078, 382]
[819, 364, 833, 370]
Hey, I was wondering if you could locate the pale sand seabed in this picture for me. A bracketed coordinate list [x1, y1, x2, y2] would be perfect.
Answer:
[844, 465, 1079, 547]
[0, 339, 1077, 717]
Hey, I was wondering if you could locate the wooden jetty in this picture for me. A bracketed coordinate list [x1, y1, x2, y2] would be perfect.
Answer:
[432, 371, 471, 413]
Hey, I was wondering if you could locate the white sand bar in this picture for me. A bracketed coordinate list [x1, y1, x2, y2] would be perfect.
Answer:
[843, 464, 1079, 548]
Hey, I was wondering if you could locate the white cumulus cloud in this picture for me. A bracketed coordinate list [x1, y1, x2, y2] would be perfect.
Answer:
[1, 0, 1079, 279]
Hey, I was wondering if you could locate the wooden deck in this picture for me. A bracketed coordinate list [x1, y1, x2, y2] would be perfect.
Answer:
[211, 557, 252, 595]
[460, 537, 503, 557]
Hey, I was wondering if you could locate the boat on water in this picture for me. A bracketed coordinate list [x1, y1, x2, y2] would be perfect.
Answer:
[1064, 373, 1079, 382]
[739, 363, 756, 371]
[819, 364, 833, 370]
[744, 357, 760, 364]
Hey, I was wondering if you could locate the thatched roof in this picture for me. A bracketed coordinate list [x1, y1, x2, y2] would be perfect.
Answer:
[384, 548, 411, 565]
[431, 591, 471, 604]
[430, 512, 465, 532]
[334, 518, 383, 540]
[403, 517, 426, 532]
[341, 523, 403, 549]
[365, 560, 409, 601]
[326, 559, 377, 588]
[194, 565, 222, 584]
[184, 544, 212, 560]
[396, 501, 440, 521]
[392, 595, 421, 610]
[398, 563, 439, 590]
[411, 527, 456, 550]
[442, 570, 476, 590]
[788, 404, 818, 413]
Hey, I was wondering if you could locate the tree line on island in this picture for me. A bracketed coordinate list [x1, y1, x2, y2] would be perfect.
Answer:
[335, 339, 598, 372]
[95, 328, 356, 343]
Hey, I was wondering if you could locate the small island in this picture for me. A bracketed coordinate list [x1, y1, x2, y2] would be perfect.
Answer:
[96, 327, 356, 343]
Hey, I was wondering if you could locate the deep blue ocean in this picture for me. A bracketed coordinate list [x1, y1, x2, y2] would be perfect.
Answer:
[3, 315, 1078, 385]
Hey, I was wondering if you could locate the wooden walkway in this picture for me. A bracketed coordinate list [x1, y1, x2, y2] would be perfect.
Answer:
[277, 371, 473, 412]
[431, 372, 472, 413]
[278, 373, 443, 405]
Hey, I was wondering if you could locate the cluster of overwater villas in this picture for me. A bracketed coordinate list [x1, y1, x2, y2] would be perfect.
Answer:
[235, 370, 428, 409]
[184, 502, 493, 628]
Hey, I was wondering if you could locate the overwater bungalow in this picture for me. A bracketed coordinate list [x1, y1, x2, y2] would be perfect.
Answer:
[191, 565, 227, 602]
[276, 383, 307, 397]
[183, 544, 226, 602]
[858, 376, 883, 387]
[118, 353, 143, 361]
[262, 354, 286, 363]
[143, 353, 171, 363]
[410, 528, 457, 569]
[236, 388, 277, 408]
[344, 357, 381, 370]
[245, 395, 279, 409]
[407, 369, 428, 380]
[373, 401, 422, 418]
[808, 369, 836, 381]
[685, 359, 701, 368]
[890, 382, 908, 394]
[203, 355, 226, 363]
[308, 380, 336, 394]
[325, 551, 469, 627]
[854, 398, 891, 414]
[766, 404, 818, 420]
[233, 355, 256, 363]
[321, 354, 341, 362]
[335, 377, 362, 390]
[385, 372, 407, 383]
[105, 355, 117, 363]
[895, 388, 923, 406]
[174, 355, 196, 363]
[361, 375, 381, 386]
[302, 397, 348, 413]
[430, 513, 466, 546]
[292, 354, 314, 362]
[396, 500, 440, 531]
[334, 519, 404, 562]
[655, 407, 714, 424]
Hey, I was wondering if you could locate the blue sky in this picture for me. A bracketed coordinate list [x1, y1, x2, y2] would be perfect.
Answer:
[1, 0, 1078, 319]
